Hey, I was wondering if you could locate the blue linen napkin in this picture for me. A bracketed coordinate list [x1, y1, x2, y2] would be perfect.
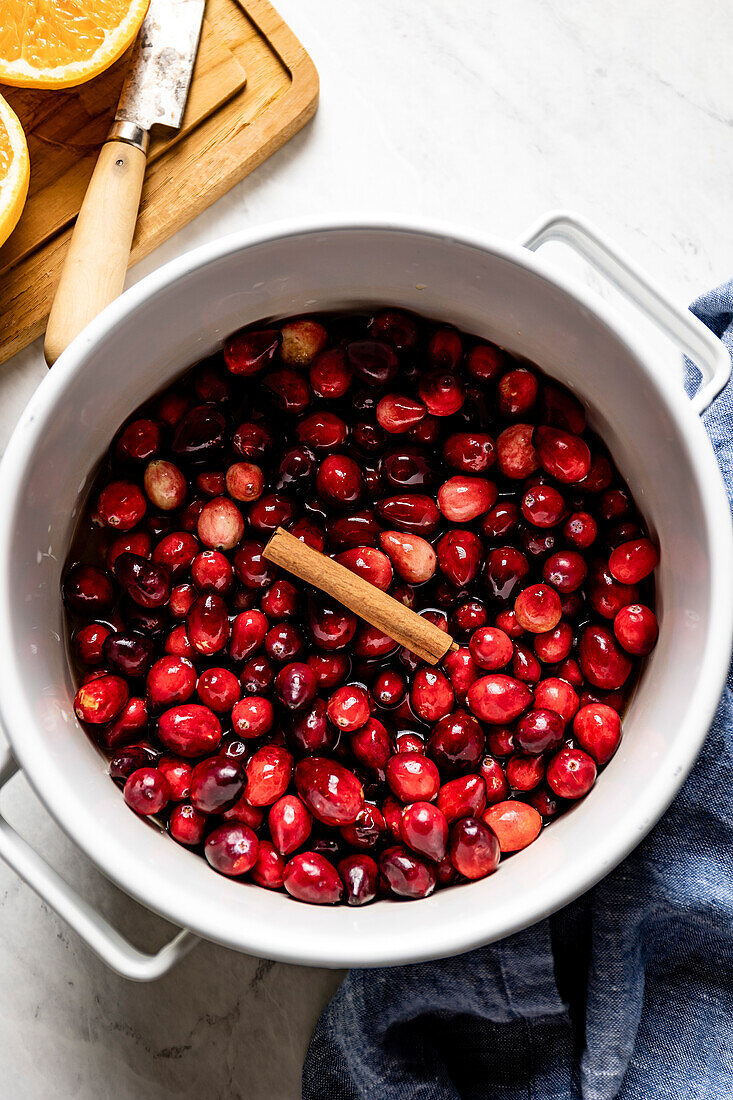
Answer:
[302, 281, 733, 1100]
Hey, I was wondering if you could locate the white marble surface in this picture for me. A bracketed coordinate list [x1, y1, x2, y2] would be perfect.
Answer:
[1, 1, 732, 1096]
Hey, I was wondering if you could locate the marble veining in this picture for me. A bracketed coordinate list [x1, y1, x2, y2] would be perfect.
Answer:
[1, 1, 732, 1095]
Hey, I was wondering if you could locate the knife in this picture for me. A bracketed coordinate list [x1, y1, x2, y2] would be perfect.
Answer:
[44, 0, 205, 366]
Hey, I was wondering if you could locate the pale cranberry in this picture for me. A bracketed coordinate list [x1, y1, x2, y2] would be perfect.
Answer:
[564, 511, 597, 549]
[379, 530, 436, 584]
[327, 684, 370, 731]
[294, 757, 364, 825]
[327, 557, 388, 606]
[124, 768, 170, 815]
[437, 476, 496, 523]
[419, 370, 464, 416]
[223, 462, 263, 503]
[484, 547, 530, 601]
[411, 669, 454, 723]
[74, 674, 128, 724]
[542, 550, 587, 593]
[506, 753, 545, 791]
[187, 594, 230, 655]
[269, 794, 312, 855]
[469, 626, 513, 671]
[547, 747, 597, 799]
[229, 609, 268, 661]
[573, 703, 622, 764]
[466, 674, 531, 724]
[190, 756, 244, 813]
[609, 538, 659, 584]
[427, 709, 484, 772]
[376, 394, 426, 433]
[97, 480, 146, 530]
[578, 625, 632, 690]
[533, 677, 579, 726]
[310, 348, 352, 398]
[533, 426, 591, 483]
[169, 803, 207, 846]
[436, 530, 483, 587]
[284, 852, 343, 904]
[224, 328, 280, 374]
[379, 846, 436, 898]
[280, 319, 327, 366]
[275, 661, 317, 710]
[205, 823, 258, 876]
[338, 855, 378, 905]
[498, 368, 538, 417]
[386, 753, 440, 802]
[449, 817, 500, 879]
[143, 460, 186, 511]
[245, 745, 293, 805]
[521, 484, 566, 528]
[514, 584, 562, 633]
[197, 667, 241, 713]
[614, 603, 658, 656]
[157, 756, 192, 800]
[515, 708, 564, 754]
[347, 340, 399, 387]
[483, 801, 542, 852]
[496, 424, 539, 479]
[158, 704, 221, 757]
[195, 497, 244, 552]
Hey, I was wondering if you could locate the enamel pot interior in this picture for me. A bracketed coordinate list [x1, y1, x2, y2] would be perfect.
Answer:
[0, 223, 729, 968]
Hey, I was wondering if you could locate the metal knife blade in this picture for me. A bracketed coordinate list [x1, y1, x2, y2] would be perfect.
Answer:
[115, 0, 206, 133]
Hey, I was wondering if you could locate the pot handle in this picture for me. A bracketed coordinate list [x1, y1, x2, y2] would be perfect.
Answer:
[520, 211, 731, 415]
[0, 744, 199, 981]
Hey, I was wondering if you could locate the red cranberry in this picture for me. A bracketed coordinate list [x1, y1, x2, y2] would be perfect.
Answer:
[284, 852, 343, 904]
[327, 684, 370, 732]
[579, 453, 613, 493]
[401, 801, 449, 861]
[189, 756, 244, 813]
[410, 669, 454, 723]
[97, 480, 146, 530]
[269, 794, 312, 855]
[340, 803, 386, 850]
[372, 670, 405, 708]
[157, 756, 192, 800]
[169, 803, 206, 846]
[614, 603, 658, 656]
[468, 626, 513, 671]
[533, 622, 573, 663]
[368, 309, 418, 349]
[436, 774, 487, 823]
[231, 695, 274, 739]
[164, 625, 194, 658]
[109, 742, 157, 780]
[483, 801, 542, 852]
[484, 546, 530, 602]
[102, 632, 154, 678]
[297, 411, 348, 451]
[564, 511, 598, 549]
[609, 538, 659, 584]
[449, 817, 500, 879]
[158, 704, 221, 757]
[547, 747, 597, 799]
[512, 641, 542, 684]
[385, 753, 440, 802]
[124, 767, 170, 815]
[376, 494, 440, 536]
[436, 530, 483, 587]
[542, 550, 588, 593]
[187, 594, 230, 655]
[306, 652, 350, 690]
[514, 584, 562, 633]
[588, 562, 639, 619]
[481, 501, 520, 539]
[419, 369, 464, 416]
[172, 405, 226, 458]
[152, 532, 198, 578]
[316, 455, 363, 505]
[307, 598, 358, 651]
[521, 484, 566, 528]
[379, 846, 436, 898]
[64, 565, 115, 614]
[443, 647, 479, 700]
[347, 340, 399, 387]
[224, 328, 280, 374]
[310, 348, 352, 399]
[506, 753, 545, 791]
[264, 368, 312, 413]
[350, 718, 392, 774]
[376, 394, 426, 434]
[74, 674, 128, 724]
[335, 548, 393, 592]
[338, 854, 378, 905]
[196, 469, 226, 497]
[533, 426, 591, 483]
[466, 343, 504, 380]
[573, 703, 621, 764]
[74, 622, 113, 666]
[498, 368, 538, 417]
[117, 418, 162, 462]
[106, 531, 152, 571]
[379, 531, 436, 584]
[540, 382, 586, 434]
[275, 661, 317, 710]
[251, 842, 285, 889]
[205, 823, 259, 876]
[233, 420, 274, 459]
[467, 674, 531, 724]
[578, 625, 632, 690]
[294, 757, 364, 825]
[515, 708, 564, 754]
[479, 755, 510, 804]
[114, 553, 170, 608]
[443, 431, 495, 473]
[229, 609, 268, 661]
[242, 744, 292, 806]
[327, 510, 381, 549]
[427, 709, 484, 773]
[533, 677, 579, 726]
[496, 424, 539, 479]
[197, 667, 241, 713]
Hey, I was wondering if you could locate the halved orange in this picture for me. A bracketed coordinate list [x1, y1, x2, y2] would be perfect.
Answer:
[0, 93, 29, 248]
[0, 0, 150, 89]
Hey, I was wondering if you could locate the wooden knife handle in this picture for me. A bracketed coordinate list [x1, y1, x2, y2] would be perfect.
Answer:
[44, 140, 146, 367]
[263, 527, 459, 666]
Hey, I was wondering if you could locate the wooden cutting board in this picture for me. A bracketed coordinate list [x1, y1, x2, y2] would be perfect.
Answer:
[0, 0, 318, 366]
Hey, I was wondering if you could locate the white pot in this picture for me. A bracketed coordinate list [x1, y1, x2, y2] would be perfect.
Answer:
[0, 213, 730, 980]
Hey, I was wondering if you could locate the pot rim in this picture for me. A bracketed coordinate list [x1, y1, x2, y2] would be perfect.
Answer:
[0, 215, 730, 967]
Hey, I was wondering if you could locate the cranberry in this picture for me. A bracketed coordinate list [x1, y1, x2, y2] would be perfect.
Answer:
[468, 626, 513, 671]
[479, 755, 510, 803]
[74, 674, 128, 724]
[152, 532, 198, 578]
[164, 625, 193, 658]
[484, 547, 530, 602]
[205, 823, 259, 876]
[579, 453, 613, 493]
[327, 684, 370, 731]
[376, 394, 426, 434]
[588, 562, 639, 619]
[437, 476, 496, 523]
[251, 842, 285, 889]
[515, 708, 564, 754]
[269, 794, 312, 855]
[533, 677, 579, 726]
[436, 530, 483, 587]
[233, 421, 274, 459]
[229, 609, 268, 661]
[372, 669, 405, 708]
[157, 391, 190, 427]
[419, 369, 464, 417]
[578, 625, 632, 690]
[231, 696, 274, 739]
[97, 480, 146, 530]
[284, 852, 343, 904]
[512, 641, 541, 684]
[514, 584, 562, 633]
[542, 550, 587, 593]
[338, 854, 378, 905]
[467, 674, 531, 724]
[335, 547, 393, 591]
[547, 747, 597, 799]
[106, 531, 152, 571]
[368, 309, 418, 349]
[608, 538, 659, 584]
[483, 801, 542, 852]
[347, 340, 399, 387]
[541, 382, 586, 434]
[443, 647, 479, 700]
[276, 661, 318, 710]
[316, 455, 363, 505]
[521, 484, 566, 528]
[436, 774, 487, 823]
[157, 756, 192, 800]
[377, 494, 440, 535]
[467, 343, 504, 380]
[195, 497, 244, 552]
[224, 328, 280, 374]
[280, 319, 327, 366]
[187, 594, 230, 655]
[172, 405, 226, 458]
[157, 704, 221, 757]
[264, 368, 312, 413]
[74, 622, 112, 665]
[427, 708, 484, 773]
[339, 804, 386, 850]
[614, 603, 658, 656]
[449, 817, 500, 879]
[294, 757, 364, 825]
[496, 424, 539, 479]
[564, 511, 598, 549]
[443, 432, 495, 473]
[169, 803, 206, 846]
[381, 447, 435, 490]
[103, 632, 154, 678]
[573, 703, 621, 764]
[350, 718, 392, 773]
[189, 756, 244, 813]
[385, 753, 440, 802]
[109, 742, 157, 780]
[310, 348, 352, 399]
[117, 418, 162, 462]
[114, 553, 170, 608]
[401, 801, 449, 861]
[506, 753, 545, 791]
[498, 368, 538, 417]
[379, 846, 436, 898]
[307, 652, 350, 690]
[533, 426, 591, 483]
[190, 550, 232, 595]
[379, 531, 436, 584]
[197, 667, 241, 713]
[308, 598, 358, 651]
[124, 767, 170, 815]
[224, 461, 264, 503]
[410, 669, 454, 723]
[244, 745, 293, 806]
[327, 510, 381, 549]
[143, 460, 186, 511]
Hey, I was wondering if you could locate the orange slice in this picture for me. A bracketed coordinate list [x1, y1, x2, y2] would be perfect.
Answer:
[0, 0, 150, 89]
[0, 93, 29, 248]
